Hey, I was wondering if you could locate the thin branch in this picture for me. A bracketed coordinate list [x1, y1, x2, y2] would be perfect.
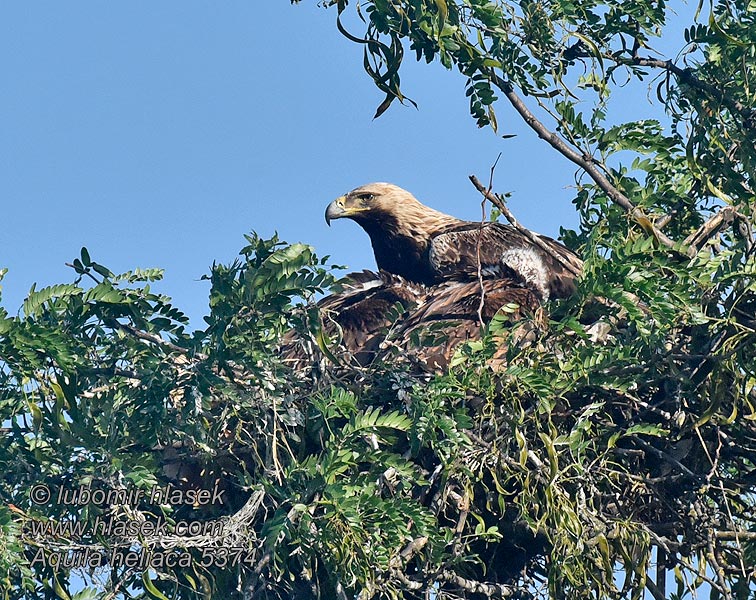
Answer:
[476, 155, 502, 326]
[84, 367, 141, 380]
[64, 262, 101, 285]
[103, 568, 136, 600]
[469, 174, 583, 277]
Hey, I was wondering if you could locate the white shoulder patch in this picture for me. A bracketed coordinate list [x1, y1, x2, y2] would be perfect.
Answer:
[500, 247, 550, 301]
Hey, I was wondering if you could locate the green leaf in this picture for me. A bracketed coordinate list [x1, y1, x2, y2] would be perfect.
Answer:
[142, 572, 170, 600]
[80, 247, 91, 267]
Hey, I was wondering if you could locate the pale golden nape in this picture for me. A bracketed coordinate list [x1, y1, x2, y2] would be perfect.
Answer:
[345, 183, 461, 234]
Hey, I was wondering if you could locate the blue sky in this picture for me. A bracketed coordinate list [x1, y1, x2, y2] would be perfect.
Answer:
[0, 1, 690, 327]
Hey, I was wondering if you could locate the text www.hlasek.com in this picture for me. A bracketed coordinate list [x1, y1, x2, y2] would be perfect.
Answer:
[24, 481, 248, 569]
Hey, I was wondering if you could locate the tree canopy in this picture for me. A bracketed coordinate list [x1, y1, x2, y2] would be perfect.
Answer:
[1, 0, 755, 599]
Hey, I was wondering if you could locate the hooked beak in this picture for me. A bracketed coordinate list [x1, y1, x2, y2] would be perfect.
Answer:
[325, 196, 347, 226]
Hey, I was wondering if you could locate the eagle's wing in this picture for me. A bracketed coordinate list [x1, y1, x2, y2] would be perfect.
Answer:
[319, 271, 424, 364]
[280, 271, 425, 369]
[375, 277, 541, 371]
[281, 270, 544, 373]
[427, 223, 582, 300]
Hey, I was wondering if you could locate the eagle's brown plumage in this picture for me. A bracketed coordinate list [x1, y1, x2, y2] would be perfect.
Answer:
[280, 270, 540, 373]
[315, 270, 425, 366]
[325, 183, 582, 301]
[282, 183, 581, 373]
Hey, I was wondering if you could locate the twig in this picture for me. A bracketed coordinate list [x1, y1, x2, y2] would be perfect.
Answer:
[64, 262, 101, 285]
[103, 568, 136, 600]
[469, 174, 582, 277]
[270, 391, 283, 485]
[476, 155, 502, 325]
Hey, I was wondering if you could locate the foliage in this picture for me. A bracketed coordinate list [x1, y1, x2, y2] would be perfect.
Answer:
[292, 0, 756, 593]
[1, 0, 756, 599]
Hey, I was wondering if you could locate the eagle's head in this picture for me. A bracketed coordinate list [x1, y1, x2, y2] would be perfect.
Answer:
[324, 182, 464, 283]
[324, 183, 421, 226]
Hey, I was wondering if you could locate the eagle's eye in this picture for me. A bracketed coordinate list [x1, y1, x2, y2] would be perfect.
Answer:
[359, 193, 375, 202]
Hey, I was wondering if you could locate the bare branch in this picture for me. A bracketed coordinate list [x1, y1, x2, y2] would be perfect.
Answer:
[476, 155, 502, 326]
[716, 531, 756, 541]
[683, 206, 740, 251]
[469, 174, 583, 277]
[440, 571, 518, 598]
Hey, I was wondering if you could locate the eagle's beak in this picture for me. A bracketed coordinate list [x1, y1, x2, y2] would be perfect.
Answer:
[325, 196, 347, 226]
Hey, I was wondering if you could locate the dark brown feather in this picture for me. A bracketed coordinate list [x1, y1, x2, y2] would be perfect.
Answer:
[279, 271, 424, 370]
[382, 277, 542, 371]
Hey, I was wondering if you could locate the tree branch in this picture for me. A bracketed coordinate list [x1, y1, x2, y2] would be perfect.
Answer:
[109, 320, 208, 361]
[632, 436, 699, 479]
[683, 206, 740, 251]
[645, 577, 667, 600]
[489, 74, 681, 252]
[440, 570, 518, 598]
[565, 50, 756, 130]
[630, 57, 756, 130]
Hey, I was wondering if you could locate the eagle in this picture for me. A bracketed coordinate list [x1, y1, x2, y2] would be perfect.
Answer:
[281, 183, 579, 373]
[325, 183, 582, 301]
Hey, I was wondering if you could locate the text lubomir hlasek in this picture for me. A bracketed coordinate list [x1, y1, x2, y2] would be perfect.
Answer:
[54, 481, 226, 507]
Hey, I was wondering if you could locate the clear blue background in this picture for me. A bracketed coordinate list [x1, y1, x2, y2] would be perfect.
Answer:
[0, 1, 691, 327]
